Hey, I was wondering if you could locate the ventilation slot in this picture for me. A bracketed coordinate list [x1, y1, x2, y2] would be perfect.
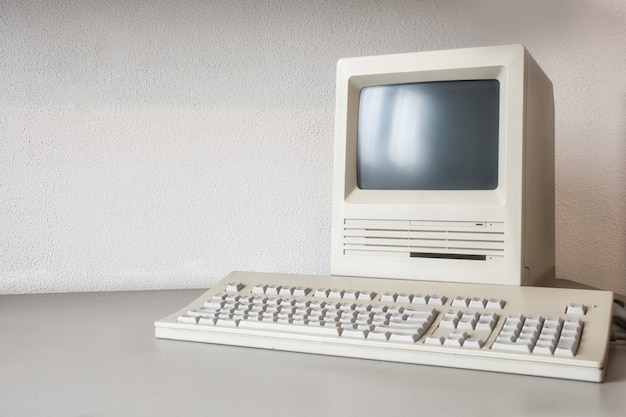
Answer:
[342, 219, 505, 262]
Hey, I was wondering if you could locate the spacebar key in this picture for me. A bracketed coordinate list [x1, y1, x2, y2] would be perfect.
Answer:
[239, 320, 341, 337]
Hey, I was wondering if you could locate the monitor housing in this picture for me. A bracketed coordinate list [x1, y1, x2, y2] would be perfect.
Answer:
[330, 45, 555, 286]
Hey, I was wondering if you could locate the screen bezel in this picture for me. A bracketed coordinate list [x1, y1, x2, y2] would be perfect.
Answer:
[335, 56, 525, 209]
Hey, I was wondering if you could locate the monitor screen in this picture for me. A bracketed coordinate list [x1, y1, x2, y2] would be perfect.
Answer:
[356, 80, 500, 190]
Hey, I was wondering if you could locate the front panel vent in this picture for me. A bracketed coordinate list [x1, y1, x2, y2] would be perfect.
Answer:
[342, 219, 505, 262]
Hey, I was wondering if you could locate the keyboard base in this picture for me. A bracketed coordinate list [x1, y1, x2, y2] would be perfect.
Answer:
[155, 271, 612, 383]
[156, 321, 606, 383]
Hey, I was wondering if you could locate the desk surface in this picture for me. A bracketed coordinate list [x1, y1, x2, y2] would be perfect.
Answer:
[1, 289, 624, 417]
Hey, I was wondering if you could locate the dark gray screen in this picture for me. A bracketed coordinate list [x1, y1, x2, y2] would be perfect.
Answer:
[357, 80, 500, 190]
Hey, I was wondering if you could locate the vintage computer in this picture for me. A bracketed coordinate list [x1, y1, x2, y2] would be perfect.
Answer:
[155, 45, 613, 382]
[330, 44, 555, 286]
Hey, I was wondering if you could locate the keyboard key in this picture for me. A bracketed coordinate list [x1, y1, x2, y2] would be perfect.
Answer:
[563, 318, 583, 332]
[308, 309, 324, 318]
[538, 330, 559, 342]
[265, 298, 280, 306]
[226, 282, 244, 292]
[439, 310, 462, 329]
[370, 305, 388, 313]
[519, 328, 539, 341]
[204, 300, 226, 309]
[389, 332, 421, 343]
[524, 315, 544, 328]
[342, 290, 359, 300]
[505, 314, 525, 325]
[554, 338, 579, 357]
[469, 297, 487, 308]
[188, 308, 217, 317]
[533, 340, 556, 355]
[329, 289, 345, 299]
[475, 313, 498, 331]
[486, 298, 505, 309]
[457, 312, 479, 330]
[292, 287, 311, 297]
[307, 300, 324, 309]
[367, 329, 390, 341]
[252, 284, 267, 295]
[224, 294, 240, 302]
[517, 333, 537, 346]
[314, 288, 330, 298]
[491, 340, 533, 353]
[354, 304, 371, 313]
[463, 337, 485, 349]
[381, 292, 397, 302]
[291, 317, 307, 325]
[396, 293, 413, 303]
[282, 299, 297, 307]
[404, 308, 437, 322]
[240, 319, 340, 337]
[543, 317, 564, 331]
[451, 296, 469, 307]
[358, 291, 376, 301]
[279, 287, 294, 296]
[177, 315, 199, 324]
[496, 333, 516, 343]
[216, 318, 240, 327]
[338, 317, 356, 326]
[565, 303, 586, 315]
[412, 294, 430, 305]
[325, 302, 341, 310]
[444, 331, 469, 347]
[356, 310, 374, 319]
[387, 306, 404, 315]
[341, 328, 371, 339]
[338, 302, 356, 311]
[265, 285, 281, 295]
[428, 295, 447, 305]
[197, 315, 218, 324]
[387, 321, 428, 333]
[424, 335, 445, 345]
[251, 296, 267, 305]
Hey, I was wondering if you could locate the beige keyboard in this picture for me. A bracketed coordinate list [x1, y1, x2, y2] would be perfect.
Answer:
[155, 271, 613, 382]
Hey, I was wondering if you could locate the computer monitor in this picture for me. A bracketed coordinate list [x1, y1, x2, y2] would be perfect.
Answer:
[330, 45, 555, 286]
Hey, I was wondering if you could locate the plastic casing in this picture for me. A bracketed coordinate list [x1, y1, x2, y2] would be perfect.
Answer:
[330, 45, 555, 286]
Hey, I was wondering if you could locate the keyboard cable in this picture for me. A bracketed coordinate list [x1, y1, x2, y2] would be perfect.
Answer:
[612, 296, 626, 343]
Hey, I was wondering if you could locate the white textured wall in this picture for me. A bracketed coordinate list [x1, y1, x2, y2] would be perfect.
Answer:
[1, 0, 625, 295]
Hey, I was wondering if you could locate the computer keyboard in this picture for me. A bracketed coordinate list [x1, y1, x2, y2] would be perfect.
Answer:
[155, 271, 613, 382]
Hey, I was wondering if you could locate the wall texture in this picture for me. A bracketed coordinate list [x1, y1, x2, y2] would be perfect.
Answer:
[1, 0, 625, 295]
